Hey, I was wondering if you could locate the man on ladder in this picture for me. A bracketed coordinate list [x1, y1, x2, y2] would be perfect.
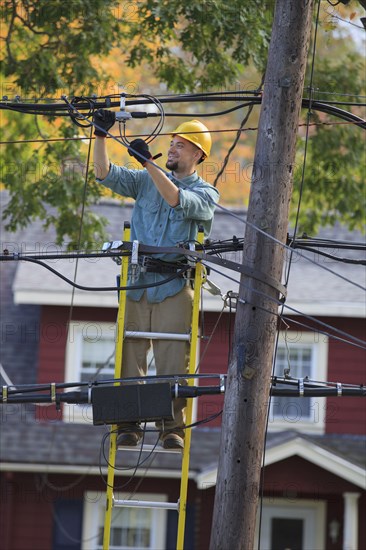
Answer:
[93, 112, 219, 449]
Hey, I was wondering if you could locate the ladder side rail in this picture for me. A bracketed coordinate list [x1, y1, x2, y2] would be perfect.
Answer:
[176, 228, 205, 550]
[103, 223, 131, 550]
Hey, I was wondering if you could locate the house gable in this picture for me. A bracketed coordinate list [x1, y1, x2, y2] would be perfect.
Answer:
[196, 434, 366, 490]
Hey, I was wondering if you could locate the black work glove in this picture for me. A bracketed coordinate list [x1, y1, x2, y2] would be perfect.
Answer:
[92, 109, 116, 137]
[128, 138, 152, 166]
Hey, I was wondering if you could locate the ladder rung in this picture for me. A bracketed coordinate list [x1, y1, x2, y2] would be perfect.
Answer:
[118, 444, 182, 453]
[125, 330, 190, 341]
[113, 498, 179, 511]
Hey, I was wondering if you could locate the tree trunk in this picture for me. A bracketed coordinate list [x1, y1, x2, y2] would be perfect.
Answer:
[209, 1, 314, 549]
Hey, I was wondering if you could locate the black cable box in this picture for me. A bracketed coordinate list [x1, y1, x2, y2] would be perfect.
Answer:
[91, 382, 174, 425]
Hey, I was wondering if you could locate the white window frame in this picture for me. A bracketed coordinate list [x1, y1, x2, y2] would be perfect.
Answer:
[82, 490, 168, 550]
[255, 497, 326, 550]
[63, 321, 117, 424]
[268, 331, 328, 434]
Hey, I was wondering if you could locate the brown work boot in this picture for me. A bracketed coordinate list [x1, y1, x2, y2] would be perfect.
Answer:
[117, 423, 143, 447]
[160, 429, 185, 450]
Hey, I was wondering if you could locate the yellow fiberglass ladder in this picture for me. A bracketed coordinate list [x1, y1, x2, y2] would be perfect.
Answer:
[102, 222, 206, 550]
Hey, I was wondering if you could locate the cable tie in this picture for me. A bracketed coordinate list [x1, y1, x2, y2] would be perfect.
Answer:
[2, 386, 8, 403]
[337, 382, 342, 397]
[299, 378, 304, 397]
[51, 382, 56, 403]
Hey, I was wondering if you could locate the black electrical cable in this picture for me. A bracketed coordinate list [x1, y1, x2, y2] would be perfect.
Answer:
[2, 238, 364, 350]
[2, 88, 364, 376]
[292, 235, 366, 250]
[211, 205, 366, 292]
[2, 234, 364, 355]
[205, 262, 366, 351]
[1, 94, 365, 128]
[66, 96, 95, 128]
[15, 256, 191, 292]
[292, 245, 366, 265]
[1, 235, 365, 261]
[98, 408, 225, 490]
[164, 101, 258, 118]
[0, 373, 225, 399]
[3, 377, 365, 405]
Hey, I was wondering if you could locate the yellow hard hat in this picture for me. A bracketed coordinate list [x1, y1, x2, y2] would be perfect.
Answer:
[171, 119, 212, 160]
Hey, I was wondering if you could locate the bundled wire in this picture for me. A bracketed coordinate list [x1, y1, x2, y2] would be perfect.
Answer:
[0, 92, 365, 129]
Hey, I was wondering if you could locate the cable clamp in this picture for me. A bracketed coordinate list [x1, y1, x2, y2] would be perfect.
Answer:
[130, 240, 140, 283]
[115, 93, 132, 121]
[337, 383, 342, 397]
[131, 240, 139, 264]
[102, 240, 124, 265]
[116, 111, 132, 121]
[2, 386, 8, 403]
[174, 381, 179, 399]
[188, 242, 196, 267]
[220, 375, 226, 393]
[88, 384, 92, 404]
[298, 378, 304, 397]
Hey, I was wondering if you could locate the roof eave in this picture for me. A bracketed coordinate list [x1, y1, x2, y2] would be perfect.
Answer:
[195, 436, 366, 489]
[13, 290, 366, 318]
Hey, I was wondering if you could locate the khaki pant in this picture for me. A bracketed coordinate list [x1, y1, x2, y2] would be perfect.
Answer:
[121, 285, 194, 431]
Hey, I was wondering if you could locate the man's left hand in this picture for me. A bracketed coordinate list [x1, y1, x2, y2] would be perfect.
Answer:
[128, 139, 152, 166]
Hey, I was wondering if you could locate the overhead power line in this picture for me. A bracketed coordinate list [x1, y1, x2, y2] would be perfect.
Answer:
[0, 93, 365, 129]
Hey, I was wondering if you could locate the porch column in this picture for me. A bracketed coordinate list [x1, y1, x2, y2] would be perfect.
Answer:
[343, 491, 360, 550]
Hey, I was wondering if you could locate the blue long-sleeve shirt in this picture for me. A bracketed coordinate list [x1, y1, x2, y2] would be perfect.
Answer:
[98, 163, 220, 302]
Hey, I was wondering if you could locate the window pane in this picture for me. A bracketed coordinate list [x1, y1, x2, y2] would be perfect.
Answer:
[81, 337, 115, 382]
[97, 508, 152, 549]
[271, 517, 304, 549]
[272, 344, 313, 421]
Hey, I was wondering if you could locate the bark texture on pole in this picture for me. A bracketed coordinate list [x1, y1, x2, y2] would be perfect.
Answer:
[209, 1, 314, 549]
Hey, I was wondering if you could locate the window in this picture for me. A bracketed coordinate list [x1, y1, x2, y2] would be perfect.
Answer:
[53, 499, 83, 550]
[63, 321, 156, 424]
[255, 498, 326, 550]
[269, 332, 328, 433]
[82, 491, 168, 550]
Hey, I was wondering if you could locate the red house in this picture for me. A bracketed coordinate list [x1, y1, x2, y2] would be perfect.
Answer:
[1, 192, 365, 549]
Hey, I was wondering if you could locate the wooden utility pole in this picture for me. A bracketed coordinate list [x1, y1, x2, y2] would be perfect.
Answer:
[210, 1, 314, 549]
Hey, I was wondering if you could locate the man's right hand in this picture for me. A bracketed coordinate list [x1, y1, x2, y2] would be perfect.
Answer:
[92, 109, 116, 137]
